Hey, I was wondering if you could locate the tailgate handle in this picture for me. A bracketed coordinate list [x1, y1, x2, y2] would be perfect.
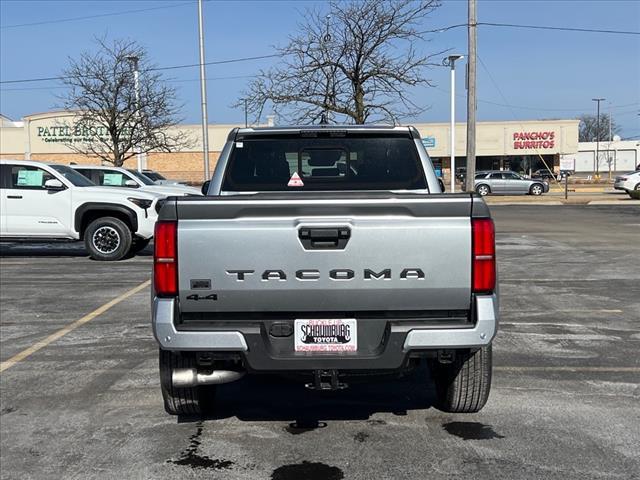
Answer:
[298, 227, 350, 250]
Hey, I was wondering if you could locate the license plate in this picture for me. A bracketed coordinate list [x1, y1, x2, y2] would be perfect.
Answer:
[294, 319, 357, 352]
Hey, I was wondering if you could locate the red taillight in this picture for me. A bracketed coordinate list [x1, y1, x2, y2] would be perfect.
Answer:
[472, 218, 496, 293]
[154, 221, 177, 296]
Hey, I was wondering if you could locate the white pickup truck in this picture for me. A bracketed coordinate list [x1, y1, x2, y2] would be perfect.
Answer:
[70, 165, 201, 197]
[0, 159, 164, 261]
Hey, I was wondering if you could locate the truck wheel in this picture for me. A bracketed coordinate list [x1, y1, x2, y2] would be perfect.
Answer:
[130, 237, 151, 254]
[476, 184, 490, 196]
[529, 183, 544, 196]
[430, 345, 492, 413]
[159, 349, 216, 416]
[84, 217, 132, 261]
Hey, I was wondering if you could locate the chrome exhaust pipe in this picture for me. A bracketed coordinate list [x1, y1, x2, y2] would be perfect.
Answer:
[172, 368, 245, 387]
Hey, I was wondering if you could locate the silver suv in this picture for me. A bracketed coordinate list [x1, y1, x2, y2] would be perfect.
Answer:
[464, 170, 549, 196]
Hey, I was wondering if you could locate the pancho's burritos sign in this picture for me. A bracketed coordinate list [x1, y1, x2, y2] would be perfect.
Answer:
[512, 131, 556, 150]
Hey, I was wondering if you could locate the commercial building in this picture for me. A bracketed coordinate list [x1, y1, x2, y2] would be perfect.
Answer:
[1, 110, 636, 182]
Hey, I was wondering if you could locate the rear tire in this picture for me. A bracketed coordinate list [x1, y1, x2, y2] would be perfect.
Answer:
[84, 216, 132, 261]
[430, 345, 492, 413]
[159, 349, 216, 416]
[476, 184, 490, 196]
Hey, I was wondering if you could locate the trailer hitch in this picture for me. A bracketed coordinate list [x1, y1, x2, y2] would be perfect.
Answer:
[305, 370, 348, 391]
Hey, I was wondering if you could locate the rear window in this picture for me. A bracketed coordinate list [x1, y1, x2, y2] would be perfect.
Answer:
[221, 134, 426, 191]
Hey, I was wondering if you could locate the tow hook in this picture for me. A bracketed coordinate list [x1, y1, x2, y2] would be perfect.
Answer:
[305, 370, 348, 391]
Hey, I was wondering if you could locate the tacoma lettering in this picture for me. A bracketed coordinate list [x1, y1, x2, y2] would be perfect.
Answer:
[225, 268, 424, 281]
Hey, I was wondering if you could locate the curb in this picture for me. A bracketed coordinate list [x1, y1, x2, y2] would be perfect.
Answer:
[486, 200, 640, 206]
[487, 201, 564, 206]
[587, 201, 640, 205]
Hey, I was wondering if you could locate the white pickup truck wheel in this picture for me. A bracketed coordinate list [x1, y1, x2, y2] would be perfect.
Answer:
[430, 344, 492, 413]
[159, 349, 216, 416]
[84, 217, 132, 261]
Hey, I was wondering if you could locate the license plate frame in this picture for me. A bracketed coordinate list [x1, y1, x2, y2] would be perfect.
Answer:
[294, 319, 357, 352]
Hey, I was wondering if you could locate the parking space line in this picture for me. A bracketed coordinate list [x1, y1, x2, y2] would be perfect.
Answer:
[0, 280, 151, 373]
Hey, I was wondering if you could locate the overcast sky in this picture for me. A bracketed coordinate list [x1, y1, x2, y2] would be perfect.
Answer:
[1, 0, 639, 138]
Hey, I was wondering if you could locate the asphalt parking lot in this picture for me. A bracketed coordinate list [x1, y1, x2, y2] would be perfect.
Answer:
[1, 205, 639, 480]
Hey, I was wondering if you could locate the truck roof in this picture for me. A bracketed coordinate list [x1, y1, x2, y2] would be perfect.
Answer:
[0, 159, 58, 168]
[231, 124, 421, 139]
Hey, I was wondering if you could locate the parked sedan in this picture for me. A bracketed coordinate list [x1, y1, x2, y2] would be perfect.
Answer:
[463, 170, 550, 196]
[614, 171, 640, 196]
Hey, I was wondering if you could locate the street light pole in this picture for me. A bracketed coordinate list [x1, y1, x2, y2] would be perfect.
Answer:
[592, 97, 605, 179]
[197, 0, 211, 180]
[444, 55, 463, 192]
[126, 55, 142, 172]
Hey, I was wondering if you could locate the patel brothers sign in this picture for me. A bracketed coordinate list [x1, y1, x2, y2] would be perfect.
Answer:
[35, 124, 130, 144]
[513, 131, 556, 150]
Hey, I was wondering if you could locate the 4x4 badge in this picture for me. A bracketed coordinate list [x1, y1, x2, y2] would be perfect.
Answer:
[186, 294, 218, 301]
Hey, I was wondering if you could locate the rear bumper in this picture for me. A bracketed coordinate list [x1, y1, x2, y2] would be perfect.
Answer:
[152, 294, 498, 371]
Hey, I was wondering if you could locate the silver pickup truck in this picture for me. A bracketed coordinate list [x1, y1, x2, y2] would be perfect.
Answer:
[152, 125, 498, 416]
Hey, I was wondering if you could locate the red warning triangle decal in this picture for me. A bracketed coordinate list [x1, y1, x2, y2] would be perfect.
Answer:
[288, 171, 304, 187]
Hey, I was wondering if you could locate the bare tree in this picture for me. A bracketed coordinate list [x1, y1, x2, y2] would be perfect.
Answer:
[237, 0, 443, 125]
[578, 113, 621, 142]
[59, 38, 190, 166]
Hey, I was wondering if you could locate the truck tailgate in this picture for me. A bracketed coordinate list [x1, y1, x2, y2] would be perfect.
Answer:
[174, 194, 476, 313]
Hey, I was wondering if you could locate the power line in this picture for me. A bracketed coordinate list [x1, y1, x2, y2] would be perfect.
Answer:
[0, 75, 63, 85]
[0, 53, 282, 84]
[433, 85, 638, 114]
[0, 75, 256, 92]
[418, 23, 467, 35]
[420, 22, 640, 36]
[478, 21, 640, 36]
[0, 1, 194, 30]
[150, 54, 283, 72]
[2, 16, 636, 84]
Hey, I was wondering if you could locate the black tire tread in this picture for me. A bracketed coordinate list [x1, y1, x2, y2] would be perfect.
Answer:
[83, 216, 132, 261]
[159, 349, 215, 416]
[432, 345, 492, 413]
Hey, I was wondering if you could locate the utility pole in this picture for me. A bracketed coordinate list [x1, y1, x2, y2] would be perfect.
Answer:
[126, 55, 142, 172]
[444, 55, 463, 192]
[608, 103, 612, 179]
[244, 99, 248, 128]
[197, 0, 210, 180]
[592, 97, 605, 179]
[465, 0, 477, 193]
